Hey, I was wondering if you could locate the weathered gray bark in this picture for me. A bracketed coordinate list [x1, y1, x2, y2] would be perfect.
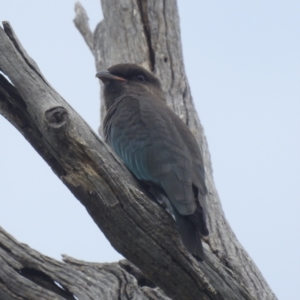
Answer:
[0, 226, 168, 300]
[0, 1, 277, 299]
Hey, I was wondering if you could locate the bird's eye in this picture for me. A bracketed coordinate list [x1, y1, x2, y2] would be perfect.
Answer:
[136, 74, 146, 82]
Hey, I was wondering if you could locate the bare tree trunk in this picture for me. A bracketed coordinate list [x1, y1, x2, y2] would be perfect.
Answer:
[0, 1, 277, 299]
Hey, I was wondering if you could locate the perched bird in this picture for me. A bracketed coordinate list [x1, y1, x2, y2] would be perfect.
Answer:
[96, 64, 209, 260]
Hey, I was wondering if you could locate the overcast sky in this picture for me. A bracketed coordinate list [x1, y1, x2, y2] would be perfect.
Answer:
[1, 1, 299, 299]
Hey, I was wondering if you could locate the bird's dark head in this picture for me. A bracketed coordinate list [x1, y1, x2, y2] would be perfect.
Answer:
[96, 63, 165, 110]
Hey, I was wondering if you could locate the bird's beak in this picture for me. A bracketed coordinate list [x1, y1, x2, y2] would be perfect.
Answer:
[96, 70, 126, 84]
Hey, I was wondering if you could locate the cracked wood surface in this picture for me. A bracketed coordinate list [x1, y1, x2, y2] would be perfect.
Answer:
[0, 227, 169, 300]
[0, 0, 277, 299]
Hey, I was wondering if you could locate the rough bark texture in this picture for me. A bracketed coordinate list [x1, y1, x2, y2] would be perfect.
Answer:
[0, 0, 277, 299]
[0, 227, 168, 300]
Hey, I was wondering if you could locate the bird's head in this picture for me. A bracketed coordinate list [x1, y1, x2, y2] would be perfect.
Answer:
[96, 63, 165, 110]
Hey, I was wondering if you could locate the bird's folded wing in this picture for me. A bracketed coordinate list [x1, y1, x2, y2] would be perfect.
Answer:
[104, 95, 200, 215]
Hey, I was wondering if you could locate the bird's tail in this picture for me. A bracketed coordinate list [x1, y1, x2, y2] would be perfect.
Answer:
[173, 209, 205, 261]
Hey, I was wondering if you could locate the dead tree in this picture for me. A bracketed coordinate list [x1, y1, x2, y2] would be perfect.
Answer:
[0, 1, 277, 299]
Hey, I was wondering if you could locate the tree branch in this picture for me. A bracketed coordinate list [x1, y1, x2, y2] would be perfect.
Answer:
[0, 226, 169, 300]
[74, 2, 95, 56]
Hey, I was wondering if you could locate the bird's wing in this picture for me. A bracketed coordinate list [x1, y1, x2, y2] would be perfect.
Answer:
[169, 112, 207, 195]
[139, 96, 208, 222]
[138, 96, 198, 215]
[104, 95, 197, 215]
[168, 106, 208, 228]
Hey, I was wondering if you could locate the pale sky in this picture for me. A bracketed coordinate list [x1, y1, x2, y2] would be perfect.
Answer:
[0, 1, 299, 299]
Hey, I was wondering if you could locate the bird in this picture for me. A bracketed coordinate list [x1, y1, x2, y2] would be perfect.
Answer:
[96, 63, 209, 260]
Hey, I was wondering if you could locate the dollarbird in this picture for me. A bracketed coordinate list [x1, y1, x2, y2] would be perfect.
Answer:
[96, 63, 209, 260]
